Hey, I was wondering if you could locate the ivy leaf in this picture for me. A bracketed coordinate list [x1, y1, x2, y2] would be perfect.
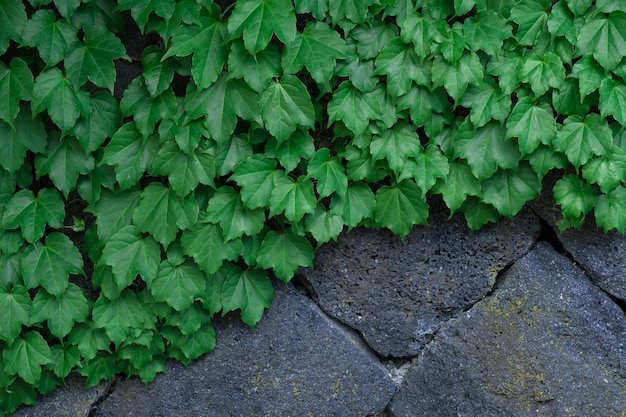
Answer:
[227, 41, 281, 92]
[547, 0, 578, 44]
[0, 0, 27, 54]
[230, 155, 280, 209]
[328, 81, 378, 136]
[64, 26, 127, 91]
[227, 0, 296, 54]
[464, 10, 512, 56]
[34, 135, 95, 198]
[400, 12, 434, 59]
[599, 78, 626, 126]
[30, 284, 89, 338]
[509, 0, 550, 46]
[149, 260, 206, 311]
[181, 221, 239, 276]
[257, 230, 314, 281]
[221, 266, 273, 328]
[205, 186, 265, 241]
[31, 68, 82, 133]
[459, 77, 511, 127]
[73, 91, 122, 154]
[527, 144, 568, 178]
[554, 114, 613, 167]
[571, 56, 604, 99]
[3, 330, 51, 385]
[431, 52, 483, 101]
[67, 322, 109, 362]
[101, 123, 159, 190]
[0, 107, 47, 173]
[21, 10, 77, 66]
[553, 174, 597, 219]
[433, 161, 482, 214]
[329, 181, 376, 229]
[166, 302, 211, 336]
[92, 188, 141, 245]
[0, 285, 31, 343]
[375, 179, 429, 237]
[260, 75, 315, 142]
[21, 233, 84, 296]
[329, 0, 375, 24]
[0, 58, 33, 125]
[269, 175, 317, 222]
[48, 343, 80, 379]
[481, 162, 542, 217]
[162, 16, 227, 89]
[100, 225, 160, 289]
[486, 50, 522, 95]
[267, 130, 315, 173]
[282, 21, 347, 86]
[132, 183, 199, 248]
[370, 121, 422, 174]
[460, 196, 500, 230]
[519, 52, 565, 97]
[120, 78, 177, 138]
[399, 145, 450, 196]
[78, 353, 118, 388]
[92, 290, 145, 345]
[582, 147, 626, 193]
[374, 37, 423, 98]
[506, 97, 556, 155]
[595, 186, 626, 233]
[577, 11, 626, 71]
[306, 148, 348, 198]
[305, 206, 344, 245]
[396, 85, 448, 127]
[2, 188, 65, 244]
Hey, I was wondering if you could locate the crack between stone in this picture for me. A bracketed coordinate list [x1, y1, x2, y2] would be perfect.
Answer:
[87, 377, 117, 417]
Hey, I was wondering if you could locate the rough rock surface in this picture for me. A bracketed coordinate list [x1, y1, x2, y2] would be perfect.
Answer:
[299, 199, 541, 357]
[389, 243, 626, 417]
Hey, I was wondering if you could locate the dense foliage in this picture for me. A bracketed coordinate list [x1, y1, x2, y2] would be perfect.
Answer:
[1, 0, 626, 412]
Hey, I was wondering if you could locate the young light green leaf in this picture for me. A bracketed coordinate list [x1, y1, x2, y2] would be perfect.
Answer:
[230, 155, 280, 209]
[227, 0, 296, 54]
[269, 175, 317, 222]
[0, 284, 31, 343]
[459, 77, 511, 127]
[221, 266, 273, 328]
[582, 147, 626, 193]
[181, 221, 238, 276]
[553, 174, 597, 219]
[520, 52, 565, 97]
[30, 283, 89, 338]
[509, 0, 550, 46]
[554, 114, 613, 167]
[256, 230, 314, 281]
[0, 107, 47, 173]
[3, 330, 51, 385]
[577, 11, 626, 71]
[21, 233, 84, 296]
[228, 41, 281, 92]
[506, 97, 556, 155]
[260, 75, 315, 142]
[2, 188, 65, 244]
[149, 260, 206, 311]
[464, 10, 512, 55]
[431, 52, 483, 101]
[73, 91, 122, 154]
[205, 186, 265, 241]
[92, 289, 145, 345]
[375, 180, 428, 237]
[329, 181, 375, 229]
[599, 78, 626, 126]
[481, 162, 541, 217]
[132, 183, 199, 248]
[399, 145, 450, 196]
[370, 121, 423, 174]
[31, 68, 82, 132]
[0, 0, 27, 54]
[0, 58, 33, 125]
[21, 10, 77, 66]
[305, 205, 344, 245]
[306, 148, 348, 198]
[432, 161, 482, 214]
[594, 186, 626, 233]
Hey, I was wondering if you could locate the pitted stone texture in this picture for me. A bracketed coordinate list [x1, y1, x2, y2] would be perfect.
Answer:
[93, 283, 396, 417]
[300, 200, 540, 357]
[389, 243, 626, 417]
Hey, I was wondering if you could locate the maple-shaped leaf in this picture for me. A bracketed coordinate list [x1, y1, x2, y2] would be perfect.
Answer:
[101, 123, 159, 190]
[220, 265, 273, 328]
[486, 50, 522, 95]
[329, 181, 375, 229]
[506, 97, 556, 155]
[520, 52, 565, 97]
[0, 107, 47, 173]
[64, 26, 127, 91]
[0, 58, 33, 125]
[141, 46, 175, 97]
[294, 0, 328, 21]
[67, 322, 110, 362]
[2, 188, 65, 244]
[482, 162, 541, 217]
[73, 91, 122, 154]
[370, 121, 423, 174]
[148, 260, 206, 311]
[100, 225, 160, 289]
[31, 68, 82, 132]
[596, 0, 626, 13]
[21, 9, 77, 66]
[432, 161, 482, 214]
[92, 188, 141, 245]
[34, 135, 95, 197]
[21, 233, 84, 296]
[260, 75, 315, 142]
[577, 11, 626, 71]
[554, 114, 613, 167]
[460, 196, 500, 231]
[552, 77, 593, 117]
[166, 302, 212, 336]
[336, 56, 378, 93]
[374, 37, 426, 98]
[228, 41, 281, 92]
[399, 145, 450, 197]
[431, 52, 483, 102]
[213, 134, 252, 176]
[509, 0, 551, 46]
[0, 284, 31, 343]
[0, 0, 27, 54]
[396, 85, 448, 127]
[571, 55, 604, 98]
[257, 230, 314, 281]
[400, 12, 435, 59]
[305, 205, 344, 245]
[527, 144, 568, 178]
[169, 322, 215, 362]
[48, 343, 80, 379]
[306, 148, 348, 198]
[595, 186, 626, 233]
[227, 0, 296, 54]
[599, 78, 626, 126]
[269, 175, 317, 222]
[132, 183, 199, 248]
[454, 120, 521, 180]
[30, 283, 89, 338]
[329, 0, 376, 25]
[92, 289, 145, 345]
[282, 21, 347, 86]
[547, 0, 578, 44]
[205, 186, 265, 241]
[464, 10, 512, 55]
[117, 0, 174, 29]
[78, 353, 118, 388]
[267, 130, 315, 173]
[181, 220, 240, 276]
[582, 147, 626, 193]
[162, 15, 227, 89]
[158, 112, 208, 156]
[328, 81, 378, 136]
[375, 180, 429, 237]
[3, 330, 51, 385]
[459, 77, 511, 127]
[120, 78, 177, 137]
[553, 174, 597, 219]
[230, 155, 281, 209]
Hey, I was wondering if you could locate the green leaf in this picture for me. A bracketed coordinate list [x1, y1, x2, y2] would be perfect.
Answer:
[227, 41, 281, 92]
[307, 148, 349, 198]
[294, 0, 328, 21]
[120, 78, 177, 138]
[400, 12, 434, 59]
[571, 55, 604, 99]
[64, 26, 127, 91]
[3, 330, 51, 385]
[67, 322, 110, 362]
[260, 75, 315, 142]
[269, 175, 317, 222]
[547, 0, 578, 44]
[101, 123, 159, 189]
[2, 188, 65, 244]
[486, 50, 522, 94]
[464, 10, 512, 56]
[519, 52, 565, 97]
[0, 0, 27, 54]
[205, 186, 265, 241]
[267, 130, 315, 173]
[48, 344, 80, 379]
[149, 260, 206, 311]
[375, 179, 429, 237]
[460, 196, 500, 230]
[0, 108, 47, 173]
[481, 162, 542, 217]
[73, 91, 122, 154]
[328, 81, 378, 136]
[166, 302, 212, 336]
[596, 0, 626, 13]
[21, 233, 84, 296]
[554, 114, 613, 167]
[552, 77, 592, 116]
[221, 266, 273, 328]
[163, 16, 227, 89]
[329, 0, 375, 24]
[227, 0, 296, 54]
[132, 183, 199, 248]
[34, 135, 95, 197]
[30, 284, 89, 338]
[92, 289, 145, 345]
[0, 378, 37, 413]
[370, 121, 422, 174]
[141, 46, 175, 97]
[173, 323, 216, 361]
[595, 186, 626, 233]
[509, 0, 550, 46]
[599, 78, 626, 126]
[399, 145, 450, 196]
[577, 11, 626, 71]
[553, 174, 597, 219]
[21, 10, 77, 66]
[459, 78, 511, 127]
[101, 225, 160, 289]
[230, 155, 280, 209]
[0, 285, 31, 343]
[582, 147, 626, 193]
[374, 37, 423, 98]
[506, 97, 557, 155]
[0, 58, 33, 125]
[31, 68, 82, 132]
[431, 52, 483, 101]
[305, 206, 344, 244]
[527, 144, 568, 178]
[432, 161, 482, 214]
[181, 221, 239, 276]
[92, 188, 141, 244]
[329, 181, 376, 229]
[257, 230, 314, 281]
[396, 85, 448, 127]
[282, 21, 347, 85]
[78, 353, 118, 388]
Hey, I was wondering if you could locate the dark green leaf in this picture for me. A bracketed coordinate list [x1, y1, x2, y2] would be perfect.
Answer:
[306, 148, 348, 198]
[257, 230, 314, 281]
[21, 10, 77, 66]
[375, 179, 429, 236]
[506, 97, 556, 155]
[269, 175, 317, 222]
[481, 162, 541, 217]
[230, 155, 281, 209]
[267, 130, 315, 173]
[464, 10, 512, 55]
[227, 41, 281, 92]
[0, 58, 33, 125]
[399, 145, 450, 196]
[460, 197, 500, 230]
[595, 186, 626, 233]
[577, 11, 626, 71]
[0, 108, 47, 173]
[571, 55, 604, 98]
[181, 221, 239, 276]
[432, 161, 482, 214]
[92, 289, 145, 345]
[599, 78, 626, 125]
[92, 188, 141, 244]
[582, 147, 626, 193]
[547, 0, 578, 44]
[0, 0, 27, 54]
[509, 0, 551, 46]
[120, 78, 177, 137]
[328, 81, 378, 136]
[305, 205, 344, 244]
[149, 260, 206, 311]
[370, 121, 422, 174]
[31, 68, 82, 132]
[519, 52, 565, 97]
[375, 37, 423, 98]
[73, 91, 122, 153]
[30, 284, 89, 338]
[205, 186, 265, 241]
[2, 188, 65, 244]
[221, 265, 273, 328]
[431, 52, 483, 101]
[396, 85, 448, 127]
[328, 0, 375, 24]
[48, 344, 80, 379]
[554, 114, 613, 167]
[0, 285, 31, 343]
[459, 77, 511, 127]
[329, 181, 376, 229]
[3, 330, 51, 385]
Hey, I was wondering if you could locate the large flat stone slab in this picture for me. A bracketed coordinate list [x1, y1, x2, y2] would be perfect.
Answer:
[389, 243, 626, 416]
[93, 283, 396, 417]
[300, 200, 541, 357]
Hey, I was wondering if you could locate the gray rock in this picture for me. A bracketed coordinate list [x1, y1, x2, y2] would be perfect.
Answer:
[389, 243, 626, 417]
[93, 283, 396, 417]
[299, 200, 541, 357]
